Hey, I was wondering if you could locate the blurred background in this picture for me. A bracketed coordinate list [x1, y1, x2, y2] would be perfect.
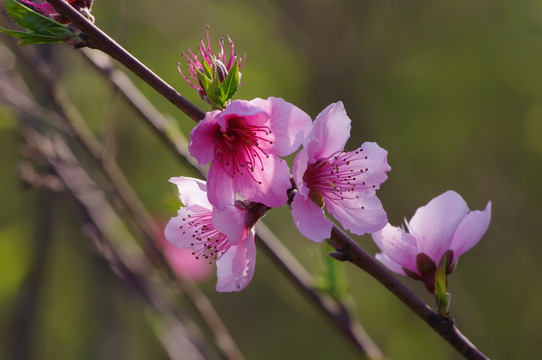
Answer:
[1, 0, 541, 359]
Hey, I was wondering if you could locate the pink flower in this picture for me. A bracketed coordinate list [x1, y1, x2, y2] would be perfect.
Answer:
[291, 101, 391, 242]
[20, 0, 94, 24]
[164, 177, 258, 292]
[189, 97, 312, 210]
[178, 26, 245, 103]
[372, 190, 491, 293]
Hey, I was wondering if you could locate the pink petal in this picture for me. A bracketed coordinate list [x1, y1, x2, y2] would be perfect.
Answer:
[326, 195, 388, 236]
[249, 97, 313, 156]
[291, 195, 333, 242]
[218, 100, 269, 131]
[307, 102, 351, 161]
[375, 253, 407, 276]
[188, 111, 221, 165]
[371, 224, 419, 273]
[212, 205, 248, 246]
[353, 142, 391, 196]
[450, 201, 491, 260]
[292, 147, 310, 197]
[215, 231, 256, 292]
[169, 177, 211, 208]
[206, 161, 236, 209]
[234, 155, 291, 208]
[407, 190, 469, 263]
[164, 207, 203, 249]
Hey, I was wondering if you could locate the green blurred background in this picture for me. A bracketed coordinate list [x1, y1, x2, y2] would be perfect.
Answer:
[1, 0, 542, 359]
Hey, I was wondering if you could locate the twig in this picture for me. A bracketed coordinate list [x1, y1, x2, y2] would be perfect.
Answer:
[328, 226, 488, 360]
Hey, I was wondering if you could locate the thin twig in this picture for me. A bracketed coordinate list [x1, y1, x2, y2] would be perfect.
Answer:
[328, 226, 488, 360]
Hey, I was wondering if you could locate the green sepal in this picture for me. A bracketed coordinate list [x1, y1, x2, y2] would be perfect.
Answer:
[435, 255, 450, 317]
[220, 60, 239, 103]
[1, 0, 78, 45]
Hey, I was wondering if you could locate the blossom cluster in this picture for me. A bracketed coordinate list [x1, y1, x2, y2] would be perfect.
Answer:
[165, 29, 491, 297]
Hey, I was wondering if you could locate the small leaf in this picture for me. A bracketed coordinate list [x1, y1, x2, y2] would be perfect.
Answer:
[0, 27, 64, 45]
[195, 68, 212, 96]
[220, 60, 239, 102]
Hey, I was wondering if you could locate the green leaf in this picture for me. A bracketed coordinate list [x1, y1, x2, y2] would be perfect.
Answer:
[195, 68, 212, 96]
[1, 0, 77, 44]
[201, 60, 213, 80]
[0, 26, 65, 45]
[220, 60, 239, 103]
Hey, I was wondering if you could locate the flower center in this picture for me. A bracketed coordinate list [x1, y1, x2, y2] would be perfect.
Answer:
[303, 148, 372, 207]
[179, 212, 231, 264]
[215, 117, 273, 183]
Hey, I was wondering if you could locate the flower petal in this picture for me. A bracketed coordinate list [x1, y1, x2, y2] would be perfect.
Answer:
[215, 231, 256, 292]
[371, 223, 419, 273]
[307, 102, 351, 161]
[249, 97, 312, 156]
[375, 253, 407, 276]
[234, 155, 291, 208]
[450, 201, 491, 260]
[169, 177, 211, 209]
[212, 205, 248, 246]
[188, 111, 221, 165]
[292, 147, 310, 197]
[218, 100, 269, 130]
[353, 142, 391, 196]
[326, 195, 388, 236]
[164, 207, 204, 249]
[407, 190, 469, 263]
[291, 195, 333, 242]
[206, 161, 236, 209]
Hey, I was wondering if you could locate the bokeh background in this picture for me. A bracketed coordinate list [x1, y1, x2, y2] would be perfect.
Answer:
[1, 0, 542, 359]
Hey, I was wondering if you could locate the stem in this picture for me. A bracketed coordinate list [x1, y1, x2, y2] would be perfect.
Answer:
[328, 226, 488, 360]
[45, 0, 205, 122]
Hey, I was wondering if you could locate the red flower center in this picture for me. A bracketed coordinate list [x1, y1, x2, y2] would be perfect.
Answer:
[214, 117, 273, 183]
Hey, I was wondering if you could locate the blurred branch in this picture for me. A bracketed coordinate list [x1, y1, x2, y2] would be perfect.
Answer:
[328, 226, 488, 360]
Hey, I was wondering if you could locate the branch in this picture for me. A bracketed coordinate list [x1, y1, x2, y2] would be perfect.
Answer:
[328, 226, 488, 360]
